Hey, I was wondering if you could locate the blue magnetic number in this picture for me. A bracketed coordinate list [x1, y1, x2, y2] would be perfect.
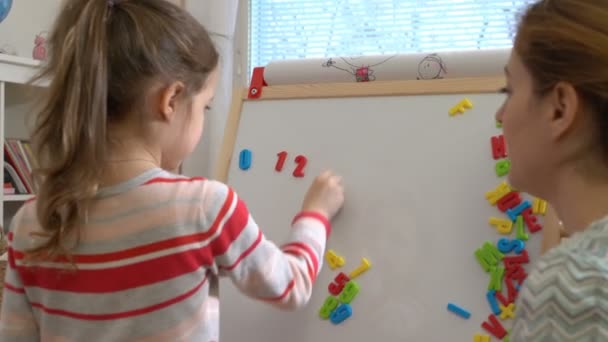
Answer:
[447, 302, 471, 319]
[330, 303, 352, 324]
[239, 149, 252, 170]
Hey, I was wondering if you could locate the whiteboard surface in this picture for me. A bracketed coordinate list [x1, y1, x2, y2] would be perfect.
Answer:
[220, 93, 541, 341]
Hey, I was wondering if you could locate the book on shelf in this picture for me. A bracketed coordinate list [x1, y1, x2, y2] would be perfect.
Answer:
[4, 138, 37, 195]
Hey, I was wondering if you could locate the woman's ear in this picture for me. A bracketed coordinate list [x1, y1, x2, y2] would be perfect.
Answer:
[158, 81, 185, 122]
[548, 81, 580, 141]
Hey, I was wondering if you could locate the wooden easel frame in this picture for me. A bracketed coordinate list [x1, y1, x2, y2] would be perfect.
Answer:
[213, 76, 505, 182]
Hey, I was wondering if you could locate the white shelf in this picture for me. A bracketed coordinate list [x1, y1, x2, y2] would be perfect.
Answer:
[3, 194, 34, 202]
[0, 53, 39, 67]
[0, 54, 46, 85]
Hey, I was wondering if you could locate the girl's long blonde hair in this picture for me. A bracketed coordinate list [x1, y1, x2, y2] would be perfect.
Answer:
[27, 0, 218, 260]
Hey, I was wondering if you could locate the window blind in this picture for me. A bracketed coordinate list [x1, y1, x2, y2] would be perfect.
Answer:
[249, 0, 534, 73]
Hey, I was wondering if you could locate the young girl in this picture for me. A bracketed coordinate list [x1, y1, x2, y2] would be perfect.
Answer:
[497, 0, 608, 340]
[0, 1, 344, 341]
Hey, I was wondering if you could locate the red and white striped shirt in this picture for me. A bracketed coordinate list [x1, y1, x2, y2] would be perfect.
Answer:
[0, 168, 330, 341]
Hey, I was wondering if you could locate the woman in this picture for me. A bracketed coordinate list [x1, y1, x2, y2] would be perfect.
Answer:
[497, 0, 608, 340]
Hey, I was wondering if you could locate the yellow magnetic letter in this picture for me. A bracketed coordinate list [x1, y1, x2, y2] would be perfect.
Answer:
[325, 250, 345, 270]
[532, 197, 547, 215]
[349, 257, 371, 279]
[485, 181, 512, 205]
[499, 303, 516, 320]
[473, 334, 490, 342]
[489, 217, 513, 235]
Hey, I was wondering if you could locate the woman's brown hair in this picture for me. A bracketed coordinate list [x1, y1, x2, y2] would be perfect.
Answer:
[27, 0, 219, 259]
[514, 0, 608, 163]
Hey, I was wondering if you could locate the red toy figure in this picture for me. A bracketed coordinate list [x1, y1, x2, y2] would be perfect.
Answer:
[33, 32, 47, 61]
[355, 66, 371, 82]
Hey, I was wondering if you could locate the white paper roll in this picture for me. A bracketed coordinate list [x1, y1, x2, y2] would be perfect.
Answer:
[261, 48, 510, 85]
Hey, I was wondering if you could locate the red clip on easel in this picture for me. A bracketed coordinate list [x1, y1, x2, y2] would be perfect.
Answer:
[248, 66, 267, 99]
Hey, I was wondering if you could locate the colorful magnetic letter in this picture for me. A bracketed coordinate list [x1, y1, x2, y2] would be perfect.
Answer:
[447, 303, 471, 319]
[504, 250, 530, 292]
[497, 238, 525, 254]
[475, 241, 504, 272]
[328, 272, 350, 295]
[238, 149, 252, 170]
[532, 197, 547, 215]
[489, 217, 513, 235]
[515, 215, 529, 241]
[338, 280, 360, 304]
[488, 266, 505, 291]
[499, 303, 516, 320]
[495, 159, 510, 177]
[506, 265, 528, 285]
[506, 200, 531, 221]
[330, 303, 352, 324]
[319, 295, 339, 319]
[522, 208, 543, 233]
[496, 191, 521, 212]
[349, 257, 371, 279]
[482, 314, 507, 339]
[325, 250, 345, 270]
[491, 135, 507, 159]
[486, 290, 501, 315]
[449, 98, 473, 116]
[474, 334, 491, 342]
[494, 290, 509, 306]
[485, 182, 512, 205]
[503, 250, 530, 269]
[506, 277, 518, 303]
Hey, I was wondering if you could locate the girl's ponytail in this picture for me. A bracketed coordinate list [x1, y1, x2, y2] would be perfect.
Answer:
[28, 0, 113, 259]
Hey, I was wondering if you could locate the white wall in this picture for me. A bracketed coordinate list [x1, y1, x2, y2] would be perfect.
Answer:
[181, 0, 247, 178]
[0, 0, 62, 58]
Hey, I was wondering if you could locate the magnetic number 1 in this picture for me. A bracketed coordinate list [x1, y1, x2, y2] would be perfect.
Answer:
[275, 151, 288, 172]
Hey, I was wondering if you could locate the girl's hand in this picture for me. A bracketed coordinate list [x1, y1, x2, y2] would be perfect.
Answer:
[301, 170, 345, 220]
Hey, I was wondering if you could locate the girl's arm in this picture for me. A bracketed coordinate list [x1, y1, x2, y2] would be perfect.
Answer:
[202, 180, 329, 310]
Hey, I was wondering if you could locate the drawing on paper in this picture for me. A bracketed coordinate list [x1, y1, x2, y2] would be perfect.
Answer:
[322, 55, 397, 82]
[417, 53, 447, 80]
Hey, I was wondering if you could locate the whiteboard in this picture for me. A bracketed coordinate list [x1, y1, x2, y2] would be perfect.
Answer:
[219, 90, 542, 341]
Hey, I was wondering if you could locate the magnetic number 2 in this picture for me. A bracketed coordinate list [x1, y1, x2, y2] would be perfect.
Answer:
[293, 155, 307, 178]
[275, 151, 288, 172]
